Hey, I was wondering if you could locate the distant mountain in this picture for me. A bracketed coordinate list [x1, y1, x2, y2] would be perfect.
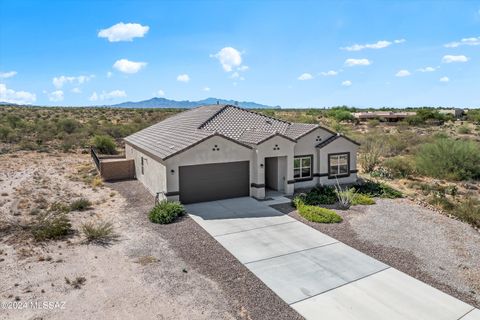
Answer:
[109, 97, 278, 109]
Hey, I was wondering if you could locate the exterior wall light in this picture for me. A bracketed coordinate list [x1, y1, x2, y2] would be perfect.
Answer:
[260, 163, 264, 168]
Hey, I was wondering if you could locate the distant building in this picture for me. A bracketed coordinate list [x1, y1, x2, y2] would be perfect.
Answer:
[439, 108, 464, 119]
[353, 111, 416, 122]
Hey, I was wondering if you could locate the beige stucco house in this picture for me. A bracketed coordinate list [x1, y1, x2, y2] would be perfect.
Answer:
[124, 105, 359, 204]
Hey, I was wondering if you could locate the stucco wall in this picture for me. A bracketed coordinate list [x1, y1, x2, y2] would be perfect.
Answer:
[164, 135, 253, 200]
[318, 137, 359, 185]
[254, 135, 296, 196]
[294, 128, 334, 189]
[125, 142, 167, 197]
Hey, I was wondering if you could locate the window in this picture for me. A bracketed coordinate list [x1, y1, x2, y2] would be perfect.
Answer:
[141, 157, 145, 175]
[328, 153, 349, 177]
[294, 156, 312, 179]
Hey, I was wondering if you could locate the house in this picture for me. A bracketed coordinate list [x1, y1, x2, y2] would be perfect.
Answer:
[124, 105, 360, 204]
[353, 111, 416, 122]
[439, 108, 465, 119]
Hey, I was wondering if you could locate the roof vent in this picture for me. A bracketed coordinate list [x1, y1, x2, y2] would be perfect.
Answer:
[266, 120, 272, 125]
[169, 145, 175, 149]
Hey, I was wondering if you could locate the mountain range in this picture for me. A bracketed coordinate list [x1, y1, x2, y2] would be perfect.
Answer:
[0, 97, 278, 109]
[109, 97, 277, 109]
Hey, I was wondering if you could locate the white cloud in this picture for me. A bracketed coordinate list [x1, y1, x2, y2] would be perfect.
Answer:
[237, 65, 249, 71]
[298, 73, 314, 80]
[89, 92, 98, 102]
[0, 71, 17, 79]
[203, 87, 211, 92]
[48, 90, 64, 102]
[177, 74, 190, 82]
[344, 58, 371, 66]
[395, 69, 411, 77]
[341, 80, 352, 87]
[444, 36, 480, 48]
[113, 59, 147, 74]
[0, 83, 36, 104]
[440, 76, 450, 82]
[341, 39, 406, 51]
[157, 89, 165, 97]
[417, 66, 437, 72]
[230, 72, 240, 79]
[71, 87, 81, 94]
[442, 55, 469, 63]
[211, 47, 242, 72]
[89, 90, 126, 102]
[107, 71, 113, 78]
[52, 74, 94, 89]
[98, 22, 149, 42]
[320, 70, 338, 76]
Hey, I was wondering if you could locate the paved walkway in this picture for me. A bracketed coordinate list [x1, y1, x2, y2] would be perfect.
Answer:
[186, 197, 480, 320]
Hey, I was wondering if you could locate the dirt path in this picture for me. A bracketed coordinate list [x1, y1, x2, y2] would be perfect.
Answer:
[0, 152, 236, 320]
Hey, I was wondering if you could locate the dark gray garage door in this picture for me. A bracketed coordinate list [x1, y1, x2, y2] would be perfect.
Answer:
[179, 161, 249, 204]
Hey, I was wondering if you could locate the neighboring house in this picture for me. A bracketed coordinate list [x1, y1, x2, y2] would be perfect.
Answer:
[353, 111, 416, 122]
[124, 105, 359, 204]
[439, 108, 465, 119]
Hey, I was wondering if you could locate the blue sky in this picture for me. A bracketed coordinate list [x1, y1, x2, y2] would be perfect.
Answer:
[0, 0, 479, 108]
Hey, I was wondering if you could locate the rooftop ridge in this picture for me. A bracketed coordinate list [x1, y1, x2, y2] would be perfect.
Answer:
[197, 104, 230, 130]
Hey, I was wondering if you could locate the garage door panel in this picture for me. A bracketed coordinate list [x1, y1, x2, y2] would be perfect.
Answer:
[179, 161, 249, 203]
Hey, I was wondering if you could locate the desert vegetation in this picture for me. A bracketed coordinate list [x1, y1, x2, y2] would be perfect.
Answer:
[1, 104, 479, 229]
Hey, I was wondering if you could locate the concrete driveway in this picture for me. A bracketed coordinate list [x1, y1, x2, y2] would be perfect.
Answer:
[186, 197, 479, 320]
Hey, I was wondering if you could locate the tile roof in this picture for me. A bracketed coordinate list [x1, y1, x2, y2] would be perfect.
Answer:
[125, 104, 336, 160]
[316, 133, 361, 149]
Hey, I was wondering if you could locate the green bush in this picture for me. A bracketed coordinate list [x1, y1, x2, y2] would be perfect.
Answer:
[149, 200, 186, 224]
[352, 193, 376, 205]
[296, 186, 337, 205]
[92, 135, 117, 155]
[383, 156, 415, 178]
[354, 181, 402, 198]
[415, 137, 480, 180]
[31, 212, 72, 241]
[293, 197, 342, 223]
[70, 198, 92, 211]
[327, 109, 354, 122]
[58, 118, 80, 134]
[81, 220, 118, 244]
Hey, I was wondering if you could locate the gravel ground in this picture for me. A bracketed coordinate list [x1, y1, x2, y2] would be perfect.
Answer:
[110, 180, 303, 320]
[273, 198, 480, 309]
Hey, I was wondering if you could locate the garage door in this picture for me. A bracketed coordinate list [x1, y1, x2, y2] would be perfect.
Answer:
[179, 161, 249, 204]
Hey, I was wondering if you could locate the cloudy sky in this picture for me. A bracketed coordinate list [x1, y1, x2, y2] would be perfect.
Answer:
[0, 0, 479, 107]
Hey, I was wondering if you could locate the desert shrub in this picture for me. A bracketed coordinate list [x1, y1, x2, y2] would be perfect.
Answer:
[31, 212, 72, 241]
[354, 180, 402, 198]
[92, 135, 117, 155]
[405, 109, 452, 126]
[367, 119, 380, 128]
[327, 109, 354, 122]
[457, 125, 471, 134]
[466, 110, 480, 123]
[292, 197, 342, 223]
[359, 135, 386, 173]
[428, 195, 455, 211]
[50, 202, 70, 213]
[415, 138, 480, 180]
[81, 220, 118, 244]
[0, 125, 11, 142]
[149, 200, 185, 224]
[70, 198, 91, 211]
[453, 196, 480, 228]
[352, 193, 375, 205]
[382, 156, 415, 178]
[58, 118, 80, 134]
